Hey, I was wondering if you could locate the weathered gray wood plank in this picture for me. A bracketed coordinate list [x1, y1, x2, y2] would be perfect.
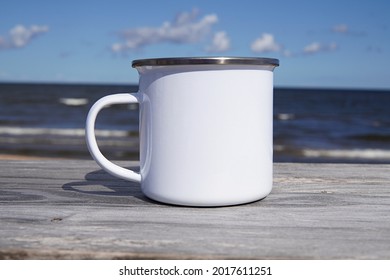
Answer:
[0, 160, 389, 259]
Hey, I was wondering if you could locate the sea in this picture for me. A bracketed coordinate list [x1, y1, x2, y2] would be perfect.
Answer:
[1, 82, 390, 163]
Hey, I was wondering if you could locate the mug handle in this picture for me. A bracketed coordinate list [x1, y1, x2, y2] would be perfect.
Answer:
[85, 93, 142, 182]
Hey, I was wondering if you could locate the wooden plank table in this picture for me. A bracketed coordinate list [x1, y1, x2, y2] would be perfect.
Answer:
[0, 160, 389, 259]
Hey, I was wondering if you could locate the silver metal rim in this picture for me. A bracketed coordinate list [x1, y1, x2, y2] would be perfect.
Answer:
[132, 57, 279, 68]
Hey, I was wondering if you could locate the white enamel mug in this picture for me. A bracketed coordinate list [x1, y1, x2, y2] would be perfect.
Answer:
[86, 57, 279, 206]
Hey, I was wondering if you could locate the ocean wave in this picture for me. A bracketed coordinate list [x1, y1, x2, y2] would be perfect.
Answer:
[276, 113, 295, 121]
[59, 98, 88, 106]
[0, 126, 130, 137]
[302, 148, 390, 160]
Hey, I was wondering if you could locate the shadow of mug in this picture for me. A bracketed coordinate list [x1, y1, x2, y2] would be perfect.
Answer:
[62, 167, 154, 204]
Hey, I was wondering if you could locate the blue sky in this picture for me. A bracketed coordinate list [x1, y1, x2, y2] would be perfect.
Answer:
[1, 0, 389, 89]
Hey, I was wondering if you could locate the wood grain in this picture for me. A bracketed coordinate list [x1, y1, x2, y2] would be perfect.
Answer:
[0, 160, 389, 259]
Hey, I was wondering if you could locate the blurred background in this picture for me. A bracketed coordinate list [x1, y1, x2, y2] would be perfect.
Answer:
[1, 0, 389, 163]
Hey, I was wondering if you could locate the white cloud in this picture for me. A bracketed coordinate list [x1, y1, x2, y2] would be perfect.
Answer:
[250, 33, 281, 53]
[111, 9, 218, 53]
[331, 23, 365, 36]
[303, 42, 337, 54]
[282, 49, 293, 57]
[332, 24, 348, 34]
[303, 42, 321, 53]
[0, 24, 49, 50]
[206, 31, 230, 52]
[329, 42, 338, 51]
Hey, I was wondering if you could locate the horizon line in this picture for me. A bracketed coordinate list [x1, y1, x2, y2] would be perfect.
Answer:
[0, 80, 389, 92]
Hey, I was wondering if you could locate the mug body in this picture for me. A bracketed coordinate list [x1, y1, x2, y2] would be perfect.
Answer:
[134, 58, 278, 206]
